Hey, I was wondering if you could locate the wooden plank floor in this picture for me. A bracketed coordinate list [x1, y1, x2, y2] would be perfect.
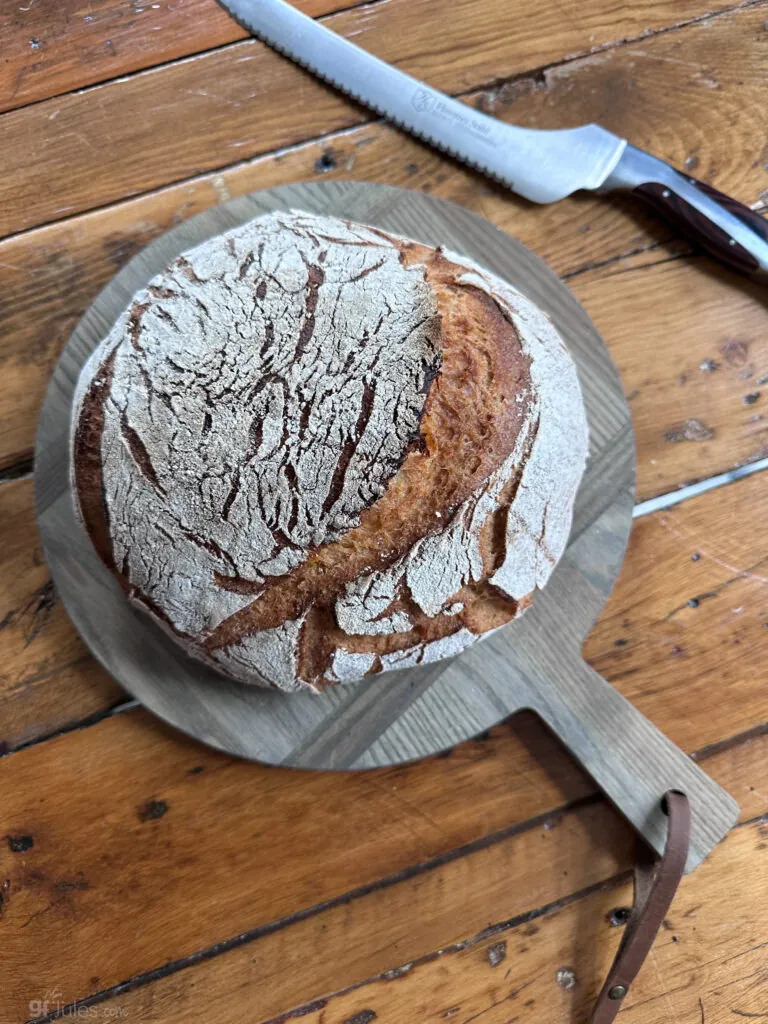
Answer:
[0, 0, 766, 1021]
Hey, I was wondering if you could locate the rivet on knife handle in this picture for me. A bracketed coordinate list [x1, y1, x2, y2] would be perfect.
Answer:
[602, 144, 768, 277]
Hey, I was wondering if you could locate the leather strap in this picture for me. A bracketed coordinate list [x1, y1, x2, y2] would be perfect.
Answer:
[590, 791, 691, 1024]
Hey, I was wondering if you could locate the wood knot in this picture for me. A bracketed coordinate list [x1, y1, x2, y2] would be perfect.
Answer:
[137, 799, 169, 822]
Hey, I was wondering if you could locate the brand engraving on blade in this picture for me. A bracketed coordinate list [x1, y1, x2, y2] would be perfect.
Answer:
[411, 87, 497, 145]
[412, 88, 438, 113]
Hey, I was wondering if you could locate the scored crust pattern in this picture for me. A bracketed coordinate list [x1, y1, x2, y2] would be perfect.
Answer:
[72, 211, 588, 693]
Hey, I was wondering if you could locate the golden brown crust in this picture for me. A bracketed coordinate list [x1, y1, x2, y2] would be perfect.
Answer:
[72, 211, 586, 694]
[202, 242, 531, 661]
[73, 352, 116, 574]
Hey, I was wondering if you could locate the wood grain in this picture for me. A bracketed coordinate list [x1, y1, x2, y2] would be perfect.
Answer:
[572, 254, 768, 499]
[79, 734, 768, 1024]
[0, 0, 351, 116]
[632, 177, 768, 276]
[0, 477, 123, 752]
[0, 707, 762, 1021]
[247, 815, 767, 1024]
[0, 130, 646, 474]
[4, 446, 766, 755]
[4, 205, 765, 492]
[0, 706, 603, 1019]
[583, 466, 768, 754]
[0, 0, 748, 116]
[1, 2, 764, 1021]
[1, 0, 766, 239]
[2, 4, 767, 479]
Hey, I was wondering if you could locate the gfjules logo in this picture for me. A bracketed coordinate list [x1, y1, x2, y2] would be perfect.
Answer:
[28, 990, 127, 1019]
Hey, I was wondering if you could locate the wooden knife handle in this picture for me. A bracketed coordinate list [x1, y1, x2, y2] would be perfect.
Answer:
[604, 144, 768, 278]
[634, 178, 768, 276]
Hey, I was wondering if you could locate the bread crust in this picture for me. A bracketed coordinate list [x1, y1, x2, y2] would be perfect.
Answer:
[72, 211, 588, 693]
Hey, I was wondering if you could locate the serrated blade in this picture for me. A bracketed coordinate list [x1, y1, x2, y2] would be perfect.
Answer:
[218, 0, 626, 203]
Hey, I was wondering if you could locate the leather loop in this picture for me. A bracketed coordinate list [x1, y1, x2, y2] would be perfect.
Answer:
[590, 791, 691, 1024]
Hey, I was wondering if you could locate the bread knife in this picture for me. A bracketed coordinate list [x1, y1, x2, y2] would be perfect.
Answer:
[216, 0, 768, 277]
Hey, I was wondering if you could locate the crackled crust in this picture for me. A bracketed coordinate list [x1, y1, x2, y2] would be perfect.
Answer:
[72, 211, 588, 693]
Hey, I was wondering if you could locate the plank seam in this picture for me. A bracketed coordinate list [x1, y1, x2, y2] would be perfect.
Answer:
[0, 0, 764, 241]
[691, 720, 768, 762]
[0, 698, 137, 759]
[0, 455, 33, 483]
[734, 809, 768, 829]
[0, 0, 396, 119]
[19, 719, 765, 1022]
[23, 795, 604, 1023]
[457, 0, 763, 103]
[257, 872, 636, 1024]
[0, 121, 368, 250]
[562, 240, 687, 281]
[4, 0, 760, 121]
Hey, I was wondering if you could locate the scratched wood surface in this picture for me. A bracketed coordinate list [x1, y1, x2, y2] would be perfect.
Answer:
[1, 0, 766, 1021]
[2, 1, 768, 238]
[0, 0, 744, 115]
[3, 4, 768, 478]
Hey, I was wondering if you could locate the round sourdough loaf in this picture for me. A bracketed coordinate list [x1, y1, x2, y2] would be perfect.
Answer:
[72, 210, 588, 693]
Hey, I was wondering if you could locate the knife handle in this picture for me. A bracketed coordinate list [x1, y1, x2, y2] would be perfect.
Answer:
[603, 144, 768, 278]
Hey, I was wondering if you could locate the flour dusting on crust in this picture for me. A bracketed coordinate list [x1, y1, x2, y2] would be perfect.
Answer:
[75, 212, 440, 640]
[72, 212, 588, 693]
